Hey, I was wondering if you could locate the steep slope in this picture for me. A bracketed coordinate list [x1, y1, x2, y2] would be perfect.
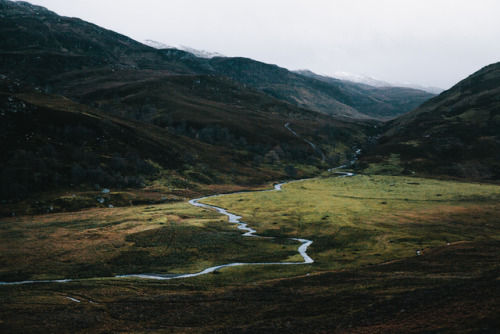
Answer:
[0, 0, 213, 83]
[1, 71, 376, 202]
[208, 57, 367, 119]
[359, 62, 500, 181]
[210, 58, 436, 120]
[0, 0, 377, 204]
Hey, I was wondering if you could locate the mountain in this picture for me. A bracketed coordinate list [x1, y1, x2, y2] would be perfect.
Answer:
[294, 69, 437, 119]
[314, 70, 444, 94]
[207, 60, 437, 120]
[0, 0, 378, 205]
[359, 62, 500, 181]
[316, 71, 393, 88]
[0, 1, 435, 122]
[143, 39, 226, 59]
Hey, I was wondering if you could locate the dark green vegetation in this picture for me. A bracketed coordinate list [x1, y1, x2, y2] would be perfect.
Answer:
[0, 0, 384, 206]
[359, 62, 500, 181]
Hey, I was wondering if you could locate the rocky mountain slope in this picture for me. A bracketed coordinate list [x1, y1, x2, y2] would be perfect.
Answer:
[295, 70, 438, 119]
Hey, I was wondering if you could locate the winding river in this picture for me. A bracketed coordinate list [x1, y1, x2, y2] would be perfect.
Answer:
[0, 122, 358, 285]
[0, 172, 354, 285]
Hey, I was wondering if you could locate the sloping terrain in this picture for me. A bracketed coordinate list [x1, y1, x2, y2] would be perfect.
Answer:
[0, 0, 433, 121]
[296, 69, 436, 119]
[2, 75, 374, 206]
[359, 62, 500, 181]
[0, 0, 379, 206]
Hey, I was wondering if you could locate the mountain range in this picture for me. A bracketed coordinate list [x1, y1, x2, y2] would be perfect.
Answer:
[314, 70, 444, 94]
[0, 0, 499, 207]
[0, 0, 375, 204]
[143, 41, 443, 94]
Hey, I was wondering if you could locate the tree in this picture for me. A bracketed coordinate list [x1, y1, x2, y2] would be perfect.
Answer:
[266, 150, 280, 164]
[284, 164, 297, 177]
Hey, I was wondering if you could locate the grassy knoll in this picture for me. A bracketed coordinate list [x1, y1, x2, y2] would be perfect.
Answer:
[202, 174, 500, 270]
[0, 202, 300, 282]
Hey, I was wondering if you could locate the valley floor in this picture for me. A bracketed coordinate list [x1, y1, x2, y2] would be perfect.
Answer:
[1, 174, 499, 332]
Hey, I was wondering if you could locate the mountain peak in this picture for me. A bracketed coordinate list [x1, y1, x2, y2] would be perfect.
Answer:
[0, 0, 56, 16]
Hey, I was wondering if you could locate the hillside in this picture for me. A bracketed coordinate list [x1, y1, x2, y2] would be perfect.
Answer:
[295, 69, 436, 119]
[210, 58, 436, 120]
[0, 0, 377, 207]
[0, 0, 433, 121]
[359, 62, 500, 181]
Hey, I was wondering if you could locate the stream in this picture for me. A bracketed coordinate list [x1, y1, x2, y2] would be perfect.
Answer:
[0, 121, 359, 285]
[0, 172, 354, 285]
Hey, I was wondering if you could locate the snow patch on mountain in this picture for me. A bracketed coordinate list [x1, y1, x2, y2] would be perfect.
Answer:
[296, 69, 443, 94]
[330, 71, 392, 88]
[143, 39, 225, 59]
[329, 71, 444, 94]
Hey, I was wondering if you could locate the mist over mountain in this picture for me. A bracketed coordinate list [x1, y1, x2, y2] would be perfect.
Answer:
[293, 69, 436, 119]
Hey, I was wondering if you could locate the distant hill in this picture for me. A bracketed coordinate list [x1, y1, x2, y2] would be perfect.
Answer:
[295, 70, 436, 119]
[305, 70, 444, 94]
[143, 39, 226, 59]
[359, 62, 500, 181]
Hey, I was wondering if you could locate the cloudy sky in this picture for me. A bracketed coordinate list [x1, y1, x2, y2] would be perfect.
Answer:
[25, 0, 500, 89]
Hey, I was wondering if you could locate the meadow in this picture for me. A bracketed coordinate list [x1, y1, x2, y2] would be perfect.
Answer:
[202, 174, 500, 270]
[2, 173, 499, 282]
[0, 201, 300, 282]
[1, 174, 499, 332]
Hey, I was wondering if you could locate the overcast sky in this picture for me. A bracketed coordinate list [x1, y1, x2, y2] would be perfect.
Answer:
[25, 0, 500, 89]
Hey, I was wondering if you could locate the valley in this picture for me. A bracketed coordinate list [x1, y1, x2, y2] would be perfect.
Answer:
[1, 0, 499, 332]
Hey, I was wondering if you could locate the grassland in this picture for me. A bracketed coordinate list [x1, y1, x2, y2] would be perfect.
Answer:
[1, 174, 499, 332]
[0, 201, 300, 282]
[202, 174, 500, 270]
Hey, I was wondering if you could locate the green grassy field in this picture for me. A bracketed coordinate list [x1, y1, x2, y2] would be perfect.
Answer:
[1, 174, 499, 332]
[201, 174, 500, 270]
[0, 201, 301, 282]
[3, 174, 498, 282]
